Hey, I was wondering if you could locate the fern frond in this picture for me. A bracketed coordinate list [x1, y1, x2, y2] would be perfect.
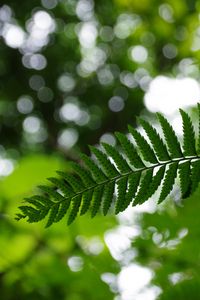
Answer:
[38, 185, 66, 202]
[191, 160, 200, 194]
[102, 143, 131, 174]
[56, 172, 84, 193]
[180, 109, 196, 156]
[45, 203, 60, 228]
[178, 161, 191, 198]
[16, 105, 200, 227]
[24, 196, 51, 210]
[67, 195, 82, 225]
[115, 132, 145, 168]
[138, 118, 170, 161]
[128, 125, 158, 164]
[133, 169, 153, 205]
[47, 177, 73, 197]
[69, 162, 95, 187]
[102, 182, 115, 215]
[157, 113, 182, 159]
[18, 206, 43, 223]
[80, 153, 106, 183]
[80, 190, 93, 215]
[123, 172, 141, 209]
[54, 200, 71, 223]
[115, 176, 128, 214]
[89, 146, 119, 178]
[91, 186, 104, 218]
[143, 165, 165, 202]
[159, 162, 178, 203]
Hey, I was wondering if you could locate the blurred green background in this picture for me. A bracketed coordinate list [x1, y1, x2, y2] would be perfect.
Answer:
[1, 0, 200, 299]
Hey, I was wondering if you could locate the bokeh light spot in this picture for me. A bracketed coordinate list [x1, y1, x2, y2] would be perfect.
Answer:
[57, 74, 76, 92]
[38, 87, 54, 102]
[108, 96, 124, 112]
[58, 128, 78, 149]
[17, 96, 34, 114]
[67, 256, 83, 272]
[23, 116, 41, 133]
[3, 24, 25, 48]
[130, 45, 148, 63]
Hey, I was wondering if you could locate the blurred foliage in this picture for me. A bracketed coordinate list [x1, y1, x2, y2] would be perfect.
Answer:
[1, 0, 200, 299]
[0, 155, 119, 299]
[1, 0, 200, 158]
[131, 187, 200, 299]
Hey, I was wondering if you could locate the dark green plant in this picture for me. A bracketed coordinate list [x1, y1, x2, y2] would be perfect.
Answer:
[16, 104, 200, 227]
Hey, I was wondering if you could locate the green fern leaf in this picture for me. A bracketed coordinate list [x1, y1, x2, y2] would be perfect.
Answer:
[80, 153, 107, 183]
[133, 169, 153, 205]
[89, 146, 119, 178]
[56, 172, 84, 192]
[178, 161, 191, 198]
[159, 162, 178, 203]
[157, 113, 182, 159]
[123, 172, 141, 209]
[24, 197, 49, 210]
[38, 185, 66, 202]
[115, 176, 128, 214]
[144, 165, 165, 201]
[69, 162, 95, 187]
[180, 109, 196, 157]
[102, 182, 115, 215]
[138, 118, 170, 161]
[15, 213, 26, 221]
[102, 142, 131, 174]
[115, 132, 145, 169]
[191, 159, 200, 194]
[67, 195, 82, 225]
[54, 200, 71, 223]
[30, 195, 53, 207]
[128, 125, 158, 164]
[45, 203, 60, 228]
[91, 186, 104, 218]
[80, 190, 93, 215]
[47, 177, 74, 197]
[19, 205, 47, 223]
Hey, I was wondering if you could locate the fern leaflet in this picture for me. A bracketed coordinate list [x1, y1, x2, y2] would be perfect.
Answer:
[157, 113, 182, 159]
[133, 169, 153, 205]
[180, 109, 196, 157]
[138, 118, 170, 161]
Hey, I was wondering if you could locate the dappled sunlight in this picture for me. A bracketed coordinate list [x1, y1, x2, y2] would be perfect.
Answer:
[58, 128, 79, 150]
[3, 24, 26, 48]
[117, 264, 159, 300]
[129, 45, 148, 63]
[145, 76, 200, 115]
[0, 158, 14, 176]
